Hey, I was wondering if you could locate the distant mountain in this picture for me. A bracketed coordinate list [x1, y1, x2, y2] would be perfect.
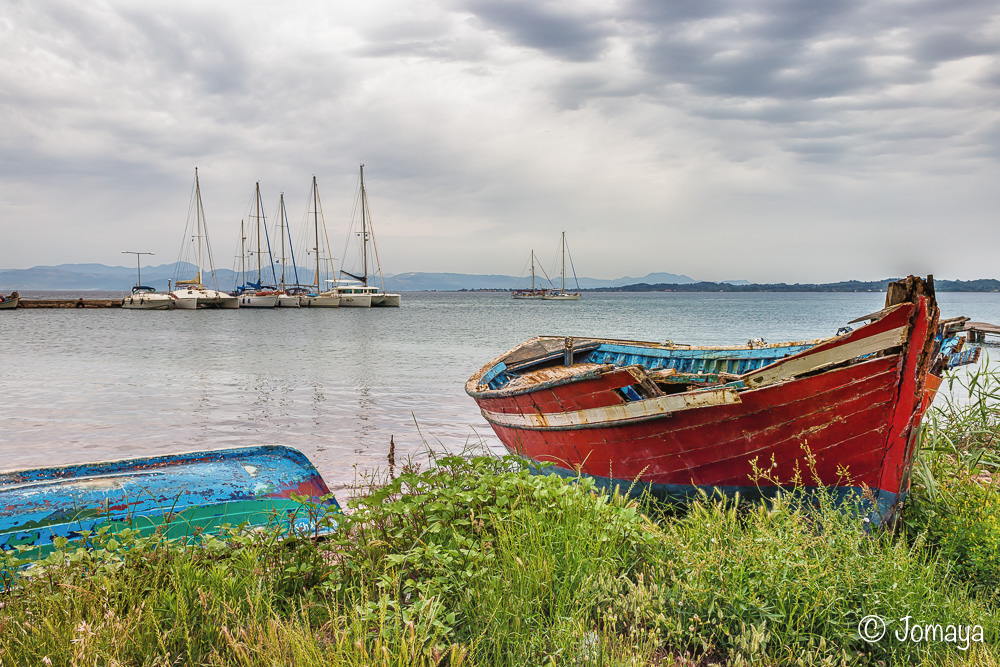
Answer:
[383, 272, 521, 291]
[0, 262, 330, 292]
[0, 263, 699, 292]
[575, 272, 696, 289]
[7, 263, 993, 292]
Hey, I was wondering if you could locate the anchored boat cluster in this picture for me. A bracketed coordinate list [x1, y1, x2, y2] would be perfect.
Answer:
[122, 165, 400, 310]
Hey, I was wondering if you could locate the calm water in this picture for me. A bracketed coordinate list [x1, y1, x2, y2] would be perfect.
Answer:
[2, 291, 999, 491]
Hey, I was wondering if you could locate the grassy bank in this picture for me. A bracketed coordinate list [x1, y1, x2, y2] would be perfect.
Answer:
[3, 370, 1000, 666]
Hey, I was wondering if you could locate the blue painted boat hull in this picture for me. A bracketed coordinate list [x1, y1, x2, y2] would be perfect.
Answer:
[0, 445, 339, 562]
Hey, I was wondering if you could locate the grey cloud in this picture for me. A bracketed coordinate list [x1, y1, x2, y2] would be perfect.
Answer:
[116, 8, 250, 96]
[463, 0, 614, 62]
[630, 2, 885, 101]
[914, 28, 1000, 63]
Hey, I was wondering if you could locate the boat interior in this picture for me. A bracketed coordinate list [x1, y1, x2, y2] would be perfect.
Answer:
[479, 336, 823, 395]
[477, 319, 978, 398]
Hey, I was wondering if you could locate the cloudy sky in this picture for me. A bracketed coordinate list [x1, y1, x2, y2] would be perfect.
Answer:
[2, 0, 998, 282]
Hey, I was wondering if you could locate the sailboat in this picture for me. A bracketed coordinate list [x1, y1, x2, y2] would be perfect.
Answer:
[170, 168, 239, 310]
[234, 182, 278, 308]
[299, 176, 340, 308]
[542, 232, 580, 300]
[340, 164, 400, 308]
[274, 193, 302, 307]
[511, 251, 552, 299]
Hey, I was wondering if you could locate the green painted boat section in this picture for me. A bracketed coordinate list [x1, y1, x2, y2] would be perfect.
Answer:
[7, 497, 321, 563]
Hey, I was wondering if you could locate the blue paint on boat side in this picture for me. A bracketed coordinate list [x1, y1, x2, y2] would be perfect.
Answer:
[583, 342, 815, 376]
[481, 339, 819, 392]
[948, 347, 981, 367]
[0, 445, 339, 561]
[482, 361, 509, 389]
[525, 459, 901, 528]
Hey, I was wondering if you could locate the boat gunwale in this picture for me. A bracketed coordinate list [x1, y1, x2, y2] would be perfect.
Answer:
[466, 303, 911, 399]
[467, 335, 834, 398]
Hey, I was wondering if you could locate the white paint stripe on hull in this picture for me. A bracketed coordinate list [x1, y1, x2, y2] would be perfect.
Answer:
[482, 387, 741, 429]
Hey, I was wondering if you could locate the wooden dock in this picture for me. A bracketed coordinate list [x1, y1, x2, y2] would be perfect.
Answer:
[16, 299, 122, 309]
[962, 321, 1000, 343]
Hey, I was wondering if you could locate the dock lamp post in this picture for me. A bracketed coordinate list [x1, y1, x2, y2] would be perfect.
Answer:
[122, 251, 155, 287]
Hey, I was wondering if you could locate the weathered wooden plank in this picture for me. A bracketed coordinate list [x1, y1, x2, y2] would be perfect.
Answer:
[481, 387, 741, 429]
[742, 324, 907, 388]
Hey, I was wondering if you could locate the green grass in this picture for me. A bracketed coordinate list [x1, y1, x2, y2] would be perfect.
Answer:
[3, 365, 1000, 666]
[903, 360, 1000, 598]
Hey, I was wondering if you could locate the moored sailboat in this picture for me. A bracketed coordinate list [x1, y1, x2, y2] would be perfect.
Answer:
[234, 182, 279, 308]
[542, 232, 580, 300]
[299, 176, 341, 308]
[274, 192, 301, 307]
[511, 251, 551, 299]
[340, 164, 400, 307]
[170, 169, 238, 310]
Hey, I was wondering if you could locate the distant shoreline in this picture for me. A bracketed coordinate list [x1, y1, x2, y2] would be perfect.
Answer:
[7, 278, 1000, 297]
[580, 278, 1000, 293]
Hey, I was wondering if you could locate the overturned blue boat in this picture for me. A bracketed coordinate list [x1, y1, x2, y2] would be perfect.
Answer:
[0, 445, 339, 562]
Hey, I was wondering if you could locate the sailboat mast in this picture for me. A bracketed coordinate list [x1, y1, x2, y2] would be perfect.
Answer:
[561, 231, 566, 292]
[531, 251, 535, 291]
[255, 182, 262, 283]
[195, 167, 203, 283]
[313, 176, 320, 291]
[279, 193, 286, 288]
[240, 220, 246, 288]
[360, 164, 368, 286]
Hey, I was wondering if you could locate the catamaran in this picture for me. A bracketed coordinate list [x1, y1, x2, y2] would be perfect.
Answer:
[170, 168, 238, 309]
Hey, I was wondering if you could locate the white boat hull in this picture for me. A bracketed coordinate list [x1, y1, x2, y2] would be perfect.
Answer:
[301, 293, 340, 308]
[276, 294, 300, 308]
[170, 288, 239, 309]
[122, 294, 172, 309]
[542, 292, 580, 301]
[339, 294, 372, 307]
[371, 293, 401, 307]
[239, 293, 278, 308]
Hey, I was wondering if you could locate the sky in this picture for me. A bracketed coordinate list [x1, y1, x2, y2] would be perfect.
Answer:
[1, 0, 999, 283]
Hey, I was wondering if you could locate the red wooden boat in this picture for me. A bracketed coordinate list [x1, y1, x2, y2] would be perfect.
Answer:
[467, 276, 980, 524]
